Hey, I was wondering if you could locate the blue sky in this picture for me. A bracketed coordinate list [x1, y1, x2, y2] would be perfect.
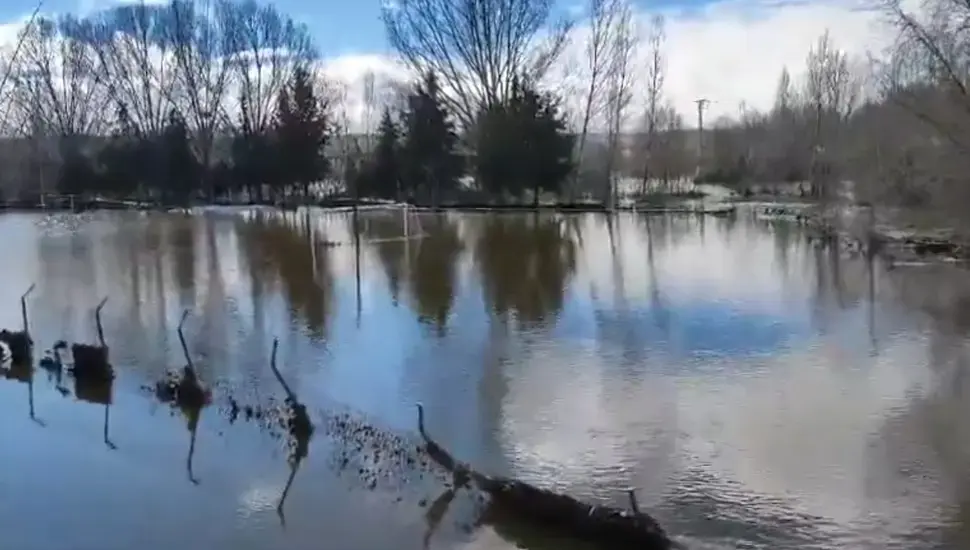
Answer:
[0, 0, 706, 56]
[0, 0, 892, 124]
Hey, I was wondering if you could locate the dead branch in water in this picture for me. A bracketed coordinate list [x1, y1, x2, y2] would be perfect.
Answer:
[95, 297, 108, 348]
[70, 298, 112, 380]
[177, 309, 193, 369]
[270, 338, 296, 401]
[269, 337, 313, 442]
[0, 284, 37, 364]
[20, 283, 34, 338]
[414, 403, 674, 550]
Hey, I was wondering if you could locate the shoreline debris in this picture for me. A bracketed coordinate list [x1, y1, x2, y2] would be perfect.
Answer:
[0, 284, 36, 365]
[415, 403, 674, 550]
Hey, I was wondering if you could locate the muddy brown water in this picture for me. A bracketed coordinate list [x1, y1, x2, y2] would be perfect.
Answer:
[1, 206, 969, 550]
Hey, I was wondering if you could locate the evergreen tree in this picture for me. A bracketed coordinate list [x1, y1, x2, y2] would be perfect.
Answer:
[400, 72, 462, 205]
[357, 107, 401, 199]
[58, 136, 98, 197]
[475, 77, 574, 206]
[160, 108, 199, 205]
[230, 96, 274, 203]
[274, 66, 331, 200]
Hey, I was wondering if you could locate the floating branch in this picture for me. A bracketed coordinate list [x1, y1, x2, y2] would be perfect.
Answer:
[414, 404, 674, 550]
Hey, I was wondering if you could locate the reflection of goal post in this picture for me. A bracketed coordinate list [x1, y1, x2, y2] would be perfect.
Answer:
[358, 201, 426, 244]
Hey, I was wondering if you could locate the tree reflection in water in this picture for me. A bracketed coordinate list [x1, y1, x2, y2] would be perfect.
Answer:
[408, 214, 463, 335]
[475, 214, 577, 328]
[237, 210, 334, 339]
[362, 210, 411, 306]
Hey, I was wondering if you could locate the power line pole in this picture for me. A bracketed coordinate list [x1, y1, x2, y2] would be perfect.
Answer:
[694, 98, 710, 177]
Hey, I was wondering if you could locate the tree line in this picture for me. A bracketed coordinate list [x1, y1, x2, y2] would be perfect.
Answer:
[0, 0, 575, 207]
[0, 0, 964, 210]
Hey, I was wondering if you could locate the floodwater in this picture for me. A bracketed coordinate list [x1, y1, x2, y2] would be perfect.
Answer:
[1, 206, 969, 550]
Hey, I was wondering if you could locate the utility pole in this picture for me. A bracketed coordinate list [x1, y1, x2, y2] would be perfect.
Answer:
[694, 98, 710, 177]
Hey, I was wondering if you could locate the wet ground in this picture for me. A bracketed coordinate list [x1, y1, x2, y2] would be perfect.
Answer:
[1, 206, 970, 550]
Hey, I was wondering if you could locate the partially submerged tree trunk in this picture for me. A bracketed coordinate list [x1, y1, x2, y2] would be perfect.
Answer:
[415, 403, 675, 549]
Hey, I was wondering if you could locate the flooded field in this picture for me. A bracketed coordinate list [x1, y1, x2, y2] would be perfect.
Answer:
[2, 206, 970, 550]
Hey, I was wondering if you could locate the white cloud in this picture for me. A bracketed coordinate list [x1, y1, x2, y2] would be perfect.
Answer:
[318, 0, 897, 130]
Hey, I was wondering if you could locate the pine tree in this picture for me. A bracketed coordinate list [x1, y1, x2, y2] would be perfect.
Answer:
[274, 67, 331, 200]
[160, 108, 198, 205]
[357, 107, 401, 199]
[400, 72, 462, 206]
[475, 77, 574, 206]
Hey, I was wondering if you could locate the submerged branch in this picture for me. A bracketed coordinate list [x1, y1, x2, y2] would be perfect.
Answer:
[414, 403, 674, 549]
[177, 309, 193, 369]
[270, 337, 296, 401]
[95, 297, 108, 348]
[20, 283, 34, 337]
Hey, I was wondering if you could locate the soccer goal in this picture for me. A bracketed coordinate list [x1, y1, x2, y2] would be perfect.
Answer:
[355, 202, 427, 244]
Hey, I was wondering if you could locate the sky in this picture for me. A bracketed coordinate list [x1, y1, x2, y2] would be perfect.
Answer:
[0, 0, 899, 126]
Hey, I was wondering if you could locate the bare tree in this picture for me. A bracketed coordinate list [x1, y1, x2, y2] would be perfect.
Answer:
[637, 14, 664, 194]
[362, 69, 376, 151]
[381, 0, 573, 128]
[602, 0, 635, 208]
[86, 1, 178, 137]
[226, 0, 315, 134]
[0, 0, 46, 135]
[167, 0, 236, 197]
[12, 16, 109, 137]
[879, 0, 970, 152]
[653, 102, 685, 185]
[573, 0, 623, 199]
[803, 29, 862, 197]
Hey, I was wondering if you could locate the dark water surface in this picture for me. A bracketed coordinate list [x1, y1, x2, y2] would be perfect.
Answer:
[2, 206, 969, 550]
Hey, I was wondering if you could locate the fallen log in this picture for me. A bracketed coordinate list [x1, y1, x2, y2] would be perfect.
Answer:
[415, 403, 675, 550]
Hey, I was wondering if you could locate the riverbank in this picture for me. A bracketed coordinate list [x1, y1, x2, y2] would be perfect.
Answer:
[0, 189, 728, 215]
